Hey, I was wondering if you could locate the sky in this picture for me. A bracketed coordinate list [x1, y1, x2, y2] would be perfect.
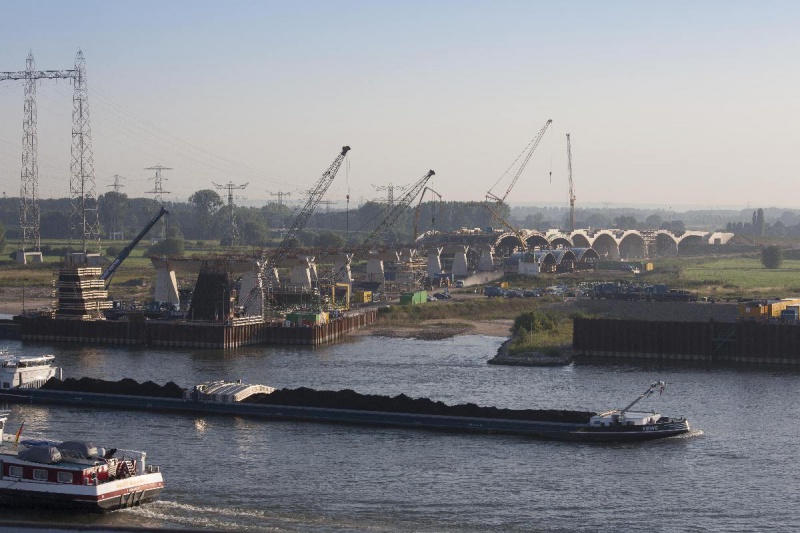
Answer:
[0, 1, 798, 210]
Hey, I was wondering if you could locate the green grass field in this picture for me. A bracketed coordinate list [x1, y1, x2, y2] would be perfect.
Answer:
[663, 256, 800, 298]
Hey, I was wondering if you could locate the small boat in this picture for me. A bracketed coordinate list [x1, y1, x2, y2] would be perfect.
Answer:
[570, 381, 690, 441]
[0, 351, 60, 390]
[0, 412, 164, 512]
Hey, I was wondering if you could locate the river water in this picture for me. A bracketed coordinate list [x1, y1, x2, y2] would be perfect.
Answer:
[2, 334, 799, 532]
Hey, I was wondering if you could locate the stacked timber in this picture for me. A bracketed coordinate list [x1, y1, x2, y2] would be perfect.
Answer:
[53, 265, 112, 320]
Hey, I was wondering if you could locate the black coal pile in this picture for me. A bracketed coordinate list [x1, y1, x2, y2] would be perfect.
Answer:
[242, 387, 596, 424]
[41, 377, 185, 399]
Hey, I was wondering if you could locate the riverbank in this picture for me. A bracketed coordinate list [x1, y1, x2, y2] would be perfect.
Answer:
[0, 287, 50, 315]
[359, 317, 513, 340]
[361, 296, 740, 341]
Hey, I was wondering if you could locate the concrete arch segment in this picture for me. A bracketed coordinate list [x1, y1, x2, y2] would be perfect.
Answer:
[591, 232, 620, 260]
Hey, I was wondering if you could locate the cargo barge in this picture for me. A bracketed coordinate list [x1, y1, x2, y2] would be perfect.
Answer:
[0, 380, 689, 443]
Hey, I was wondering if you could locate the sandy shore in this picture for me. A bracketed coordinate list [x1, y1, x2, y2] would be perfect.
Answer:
[0, 287, 51, 315]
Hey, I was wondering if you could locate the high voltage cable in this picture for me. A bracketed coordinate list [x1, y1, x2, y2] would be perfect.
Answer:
[41, 82, 289, 188]
[90, 86, 290, 183]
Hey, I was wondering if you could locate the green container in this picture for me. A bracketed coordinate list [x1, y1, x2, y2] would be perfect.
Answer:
[400, 290, 427, 305]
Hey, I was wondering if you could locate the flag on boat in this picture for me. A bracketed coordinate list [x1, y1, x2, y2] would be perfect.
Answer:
[14, 420, 25, 445]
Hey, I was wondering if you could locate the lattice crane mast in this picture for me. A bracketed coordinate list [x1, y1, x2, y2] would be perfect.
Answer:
[483, 202, 527, 252]
[241, 146, 351, 315]
[486, 118, 552, 205]
[566, 133, 576, 232]
[353, 170, 435, 259]
[412, 186, 443, 241]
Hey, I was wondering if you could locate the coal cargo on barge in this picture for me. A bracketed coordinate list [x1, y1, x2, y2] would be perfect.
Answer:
[0, 378, 690, 443]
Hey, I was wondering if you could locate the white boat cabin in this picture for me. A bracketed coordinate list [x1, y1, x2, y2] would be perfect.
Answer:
[0, 353, 59, 389]
[589, 410, 661, 427]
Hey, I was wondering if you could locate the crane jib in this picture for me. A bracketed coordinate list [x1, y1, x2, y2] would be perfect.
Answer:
[240, 146, 351, 315]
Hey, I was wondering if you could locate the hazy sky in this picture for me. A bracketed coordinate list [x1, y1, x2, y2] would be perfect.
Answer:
[0, 1, 797, 209]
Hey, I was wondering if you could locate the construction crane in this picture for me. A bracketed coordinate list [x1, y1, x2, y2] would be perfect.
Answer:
[412, 186, 442, 241]
[100, 206, 169, 286]
[241, 146, 351, 315]
[352, 170, 435, 261]
[486, 118, 553, 205]
[483, 202, 527, 252]
[566, 133, 576, 232]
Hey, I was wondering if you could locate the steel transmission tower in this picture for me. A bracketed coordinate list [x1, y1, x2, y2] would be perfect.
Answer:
[145, 165, 172, 240]
[214, 181, 248, 245]
[373, 183, 407, 208]
[109, 174, 125, 192]
[268, 190, 291, 207]
[0, 50, 101, 254]
[107, 175, 125, 240]
[20, 52, 39, 253]
[69, 50, 100, 252]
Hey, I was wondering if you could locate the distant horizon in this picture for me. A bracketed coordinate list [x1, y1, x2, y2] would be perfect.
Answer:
[2, 2, 799, 207]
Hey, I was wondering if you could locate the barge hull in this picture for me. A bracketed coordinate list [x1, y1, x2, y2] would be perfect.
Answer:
[0, 389, 685, 442]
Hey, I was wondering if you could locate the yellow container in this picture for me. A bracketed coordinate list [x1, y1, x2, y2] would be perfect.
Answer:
[353, 291, 372, 304]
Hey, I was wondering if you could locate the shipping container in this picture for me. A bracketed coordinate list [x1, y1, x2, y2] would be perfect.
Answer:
[400, 290, 427, 305]
[353, 290, 372, 304]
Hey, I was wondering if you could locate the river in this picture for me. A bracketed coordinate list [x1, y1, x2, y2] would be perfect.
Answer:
[2, 334, 799, 532]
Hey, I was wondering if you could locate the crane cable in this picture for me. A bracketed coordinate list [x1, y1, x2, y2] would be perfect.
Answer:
[549, 124, 553, 183]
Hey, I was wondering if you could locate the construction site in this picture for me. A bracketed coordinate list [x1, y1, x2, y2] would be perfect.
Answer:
[2, 52, 734, 349]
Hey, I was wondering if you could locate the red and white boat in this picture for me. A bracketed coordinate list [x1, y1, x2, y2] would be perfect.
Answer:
[0, 412, 164, 512]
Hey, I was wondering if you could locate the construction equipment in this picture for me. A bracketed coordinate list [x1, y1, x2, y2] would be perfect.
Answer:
[412, 186, 442, 241]
[241, 146, 351, 316]
[566, 133, 576, 232]
[353, 170, 435, 259]
[100, 206, 169, 286]
[483, 203, 527, 252]
[486, 119, 553, 205]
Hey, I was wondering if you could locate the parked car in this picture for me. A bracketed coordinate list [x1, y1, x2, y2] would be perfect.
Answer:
[505, 290, 524, 298]
[484, 286, 506, 297]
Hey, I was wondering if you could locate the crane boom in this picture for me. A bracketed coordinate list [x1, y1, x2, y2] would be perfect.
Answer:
[354, 170, 435, 258]
[487, 119, 552, 205]
[483, 203, 527, 252]
[241, 146, 351, 315]
[100, 206, 169, 284]
[566, 133, 576, 232]
[412, 186, 442, 241]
